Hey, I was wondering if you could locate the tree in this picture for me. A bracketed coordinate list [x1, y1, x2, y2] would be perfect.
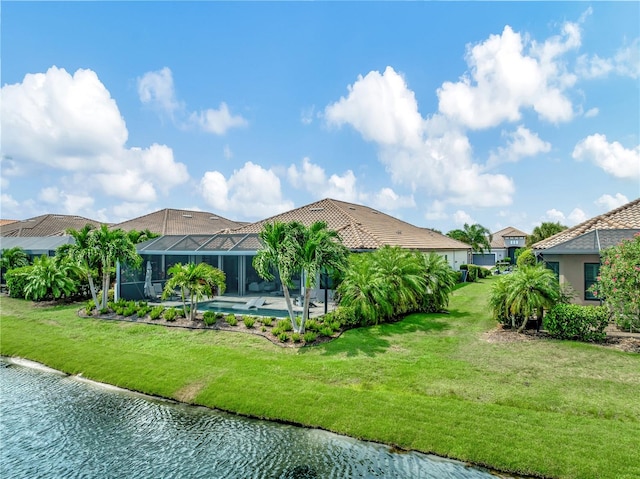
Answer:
[420, 252, 458, 313]
[489, 265, 560, 332]
[516, 248, 537, 268]
[297, 221, 349, 333]
[91, 225, 141, 310]
[447, 223, 492, 254]
[61, 224, 101, 309]
[591, 233, 640, 332]
[127, 229, 160, 244]
[163, 262, 226, 321]
[23, 255, 79, 301]
[0, 246, 29, 273]
[526, 221, 567, 247]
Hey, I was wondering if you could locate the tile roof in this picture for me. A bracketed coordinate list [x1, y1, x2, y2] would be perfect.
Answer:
[110, 208, 242, 235]
[0, 220, 18, 227]
[490, 226, 529, 248]
[0, 214, 102, 237]
[229, 198, 471, 251]
[532, 197, 640, 250]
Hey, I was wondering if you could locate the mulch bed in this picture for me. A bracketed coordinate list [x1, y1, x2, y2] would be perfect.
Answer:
[483, 325, 640, 353]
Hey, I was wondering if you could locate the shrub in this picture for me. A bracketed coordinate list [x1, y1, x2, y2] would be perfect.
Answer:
[260, 316, 273, 327]
[149, 306, 164, 320]
[174, 307, 186, 319]
[99, 308, 109, 315]
[517, 248, 537, 268]
[203, 311, 217, 326]
[278, 332, 289, 342]
[303, 331, 317, 343]
[85, 300, 96, 315]
[305, 319, 320, 331]
[136, 305, 151, 317]
[163, 308, 177, 322]
[545, 304, 609, 342]
[291, 332, 302, 343]
[123, 305, 137, 317]
[5, 266, 32, 299]
[323, 306, 358, 328]
[319, 326, 333, 337]
[243, 316, 256, 328]
[225, 314, 238, 326]
[261, 326, 267, 332]
[277, 319, 293, 332]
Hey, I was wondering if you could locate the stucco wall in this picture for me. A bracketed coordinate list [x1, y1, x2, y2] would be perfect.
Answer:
[545, 253, 601, 306]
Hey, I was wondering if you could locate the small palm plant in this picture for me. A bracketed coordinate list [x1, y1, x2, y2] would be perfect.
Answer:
[163, 262, 226, 321]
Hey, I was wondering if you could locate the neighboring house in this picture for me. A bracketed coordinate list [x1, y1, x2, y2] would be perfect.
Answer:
[0, 214, 103, 260]
[532, 198, 640, 305]
[110, 208, 243, 235]
[119, 198, 472, 300]
[473, 227, 528, 266]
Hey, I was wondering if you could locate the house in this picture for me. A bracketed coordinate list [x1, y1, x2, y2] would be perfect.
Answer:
[110, 208, 243, 235]
[119, 198, 472, 300]
[532, 198, 640, 305]
[473, 226, 528, 266]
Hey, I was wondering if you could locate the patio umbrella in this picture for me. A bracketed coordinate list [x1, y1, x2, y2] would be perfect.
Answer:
[143, 261, 155, 299]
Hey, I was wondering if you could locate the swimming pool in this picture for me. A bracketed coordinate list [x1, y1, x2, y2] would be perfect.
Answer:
[199, 300, 293, 318]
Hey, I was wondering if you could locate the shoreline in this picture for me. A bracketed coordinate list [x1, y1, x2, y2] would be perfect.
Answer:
[1, 355, 527, 479]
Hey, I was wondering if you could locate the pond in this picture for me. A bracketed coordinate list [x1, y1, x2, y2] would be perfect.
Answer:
[0, 358, 509, 479]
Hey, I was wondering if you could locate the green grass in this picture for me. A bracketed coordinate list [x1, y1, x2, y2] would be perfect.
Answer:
[1, 278, 638, 479]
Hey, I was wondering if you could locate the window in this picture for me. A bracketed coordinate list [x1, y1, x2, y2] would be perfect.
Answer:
[584, 263, 600, 300]
[545, 261, 559, 279]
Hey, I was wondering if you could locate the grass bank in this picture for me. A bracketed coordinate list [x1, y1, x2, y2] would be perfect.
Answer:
[1, 278, 638, 479]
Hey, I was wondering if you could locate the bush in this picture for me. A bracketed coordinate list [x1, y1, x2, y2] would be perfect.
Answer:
[517, 248, 537, 268]
[278, 332, 289, 342]
[243, 316, 256, 328]
[305, 319, 320, 331]
[277, 319, 293, 332]
[203, 311, 217, 326]
[123, 305, 137, 317]
[163, 308, 177, 322]
[291, 332, 302, 343]
[544, 304, 609, 342]
[5, 266, 32, 299]
[85, 300, 96, 315]
[323, 306, 359, 328]
[149, 306, 164, 320]
[260, 316, 274, 327]
[319, 326, 333, 337]
[225, 314, 238, 326]
[303, 331, 317, 343]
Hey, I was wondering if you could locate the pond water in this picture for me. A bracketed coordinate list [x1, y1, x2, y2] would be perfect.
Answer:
[0, 358, 507, 479]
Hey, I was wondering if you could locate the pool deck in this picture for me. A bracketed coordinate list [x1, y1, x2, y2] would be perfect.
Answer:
[160, 294, 337, 319]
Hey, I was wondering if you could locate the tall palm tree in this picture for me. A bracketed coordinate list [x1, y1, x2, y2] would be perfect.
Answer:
[447, 223, 492, 254]
[163, 262, 226, 320]
[420, 252, 458, 313]
[253, 222, 302, 331]
[61, 224, 101, 309]
[526, 222, 568, 247]
[91, 225, 141, 309]
[297, 221, 349, 332]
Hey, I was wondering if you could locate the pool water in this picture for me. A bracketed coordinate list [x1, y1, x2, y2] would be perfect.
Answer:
[199, 300, 294, 318]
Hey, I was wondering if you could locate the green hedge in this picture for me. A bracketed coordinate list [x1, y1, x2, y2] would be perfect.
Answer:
[460, 264, 490, 282]
[5, 266, 32, 299]
[544, 304, 609, 342]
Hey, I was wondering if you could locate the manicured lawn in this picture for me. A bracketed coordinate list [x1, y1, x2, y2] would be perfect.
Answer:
[1, 278, 638, 479]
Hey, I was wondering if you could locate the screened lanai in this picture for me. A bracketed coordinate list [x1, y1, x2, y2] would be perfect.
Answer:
[118, 233, 302, 301]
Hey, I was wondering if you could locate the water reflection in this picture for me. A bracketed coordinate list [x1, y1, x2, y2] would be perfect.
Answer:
[0, 359, 502, 479]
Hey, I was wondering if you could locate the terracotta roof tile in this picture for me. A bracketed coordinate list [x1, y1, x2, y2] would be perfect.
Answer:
[490, 226, 529, 248]
[0, 214, 102, 237]
[110, 208, 241, 235]
[533, 198, 640, 250]
[230, 198, 470, 251]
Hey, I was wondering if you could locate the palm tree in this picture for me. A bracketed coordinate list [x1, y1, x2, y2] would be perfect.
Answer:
[62, 224, 100, 309]
[420, 252, 458, 313]
[0, 246, 29, 275]
[23, 255, 79, 301]
[297, 221, 349, 332]
[127, 229, 160, 244]
[336, 252, 387, 326]
[91, 225, 141, 309]
[163, 262, 226, 320]
[526, 222, 567, 247]
[253, 222, 302, 331]
[447, 223, 492, 254]
[489, 265, 560, 332]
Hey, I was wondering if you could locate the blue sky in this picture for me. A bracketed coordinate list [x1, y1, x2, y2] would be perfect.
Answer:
[1, 1, 639, 234]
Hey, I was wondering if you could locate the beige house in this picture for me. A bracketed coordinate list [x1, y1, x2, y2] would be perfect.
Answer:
[532, 198, 640, 305]
[110, 208, 244, 235]
[473, 226, 528, 266]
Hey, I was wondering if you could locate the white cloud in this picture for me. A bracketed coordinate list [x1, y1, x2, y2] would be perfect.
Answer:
[544, 208, 566, 223]
[200, 162, 294, 220]
[584, 107, 599, 118]
[325, 70, 514, 208]
[325, 66, 423, 148]
[137, 67, 181, 115]
[370, 188, 415, 211]
[568, 208, 588, 225]
[0, 194, 20, 214]
[189, 102, 248, 135]
[287, 157, 360, 202]
[576, 38, 640, 79]
[301, 105, 315, 125]
[437, 22, 579, 129]
[572, 134, 640, 180]
[424, 200, 447, 221]
[488, 125, 551, 167]
[453, 210, 474, 226]
[0, 66, 190, 214]
[595, 193, 629, 211]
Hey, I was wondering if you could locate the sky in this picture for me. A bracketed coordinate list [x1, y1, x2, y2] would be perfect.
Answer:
[1, 1, 639, 235]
